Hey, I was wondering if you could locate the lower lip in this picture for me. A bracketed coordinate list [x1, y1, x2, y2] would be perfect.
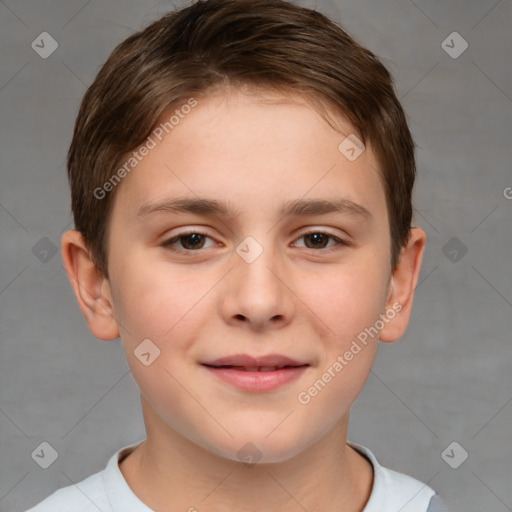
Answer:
[202, 365, 309, 392]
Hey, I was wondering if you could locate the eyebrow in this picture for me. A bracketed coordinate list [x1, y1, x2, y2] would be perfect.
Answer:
[136, 196, 372, 221]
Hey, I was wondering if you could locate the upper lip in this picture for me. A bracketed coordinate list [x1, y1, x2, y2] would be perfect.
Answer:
[202, 354, 309, 368]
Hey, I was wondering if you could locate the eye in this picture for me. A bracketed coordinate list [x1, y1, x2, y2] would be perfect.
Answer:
[161, 229, 348, 254]
[293, 231, 348, 251]
[161, 231, 217, 252]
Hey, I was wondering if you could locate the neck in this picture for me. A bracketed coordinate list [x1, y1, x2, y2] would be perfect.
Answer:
[119, 398, 373, 512]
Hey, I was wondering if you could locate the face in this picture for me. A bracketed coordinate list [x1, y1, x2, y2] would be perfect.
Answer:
[102, 88, 395, 463]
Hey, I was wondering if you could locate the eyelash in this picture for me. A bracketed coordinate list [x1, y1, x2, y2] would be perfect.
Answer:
[161, 230, 348, 254]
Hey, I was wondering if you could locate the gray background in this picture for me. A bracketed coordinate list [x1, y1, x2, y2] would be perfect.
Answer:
[0, 0, 511, 511]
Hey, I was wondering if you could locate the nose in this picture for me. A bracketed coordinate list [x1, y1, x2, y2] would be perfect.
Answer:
[219, 239, 295, 332]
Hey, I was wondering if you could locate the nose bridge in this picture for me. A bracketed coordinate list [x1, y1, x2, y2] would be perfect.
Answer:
[235, 233, 282, 297]
[222, 232, 294, 328]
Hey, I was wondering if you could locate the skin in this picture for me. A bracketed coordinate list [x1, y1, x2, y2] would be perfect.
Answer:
[61, 86, 426, 512]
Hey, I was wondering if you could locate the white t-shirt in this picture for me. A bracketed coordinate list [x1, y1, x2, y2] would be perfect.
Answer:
[25, 440, 449, 512]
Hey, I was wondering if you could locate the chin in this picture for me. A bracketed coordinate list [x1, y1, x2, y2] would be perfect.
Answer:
[205, 424, 308, 465]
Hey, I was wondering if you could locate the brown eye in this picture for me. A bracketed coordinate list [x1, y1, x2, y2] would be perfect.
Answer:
[178, 233, 206, 250]
[294, 231, 347, 251]
[162, 231, 215, 252]
[303, 233, 330, 249]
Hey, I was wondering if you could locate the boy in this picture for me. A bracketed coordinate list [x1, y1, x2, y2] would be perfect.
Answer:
[26, 0, 449, 510]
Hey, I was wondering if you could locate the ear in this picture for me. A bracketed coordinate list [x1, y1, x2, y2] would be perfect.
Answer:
[61, 230, 120, 340]
[379, 227, 426, 343]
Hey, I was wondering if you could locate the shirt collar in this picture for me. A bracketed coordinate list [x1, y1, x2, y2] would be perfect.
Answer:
[102, 440, 154, 512]
[103, 439, 386, 512]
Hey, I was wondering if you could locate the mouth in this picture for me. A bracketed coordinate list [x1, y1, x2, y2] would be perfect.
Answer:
[202, 353, 309, 368]
[202, 364, 308, 372]
[201, 354, 310, 392]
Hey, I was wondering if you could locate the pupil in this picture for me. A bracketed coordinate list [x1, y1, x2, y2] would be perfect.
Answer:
[182, 233, 204, 249]
[305, 233, 327, 248]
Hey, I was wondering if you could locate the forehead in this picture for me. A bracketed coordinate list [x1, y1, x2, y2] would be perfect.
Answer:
[110, 88, 386, 223]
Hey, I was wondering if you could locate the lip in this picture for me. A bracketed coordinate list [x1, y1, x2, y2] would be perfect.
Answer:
[202, 366, 309, 392]
[201, 353, 310, 393]
[202, 353, 308, 367]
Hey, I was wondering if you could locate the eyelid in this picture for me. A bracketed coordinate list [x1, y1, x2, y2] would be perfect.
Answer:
[161, 227, 350, 253]
[161, 228, 217, 247]
[292, 229, 349, 249]
[296, 227, 347, 239]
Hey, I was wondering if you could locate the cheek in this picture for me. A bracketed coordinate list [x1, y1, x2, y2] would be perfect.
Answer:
[110, 260, 207, 421]
[110, 255, 204, 342]
[298, 255, 390, 346]
[294, 266, 386, 422]
[124, 346, 209, 451]
[304, 256, 389, 409]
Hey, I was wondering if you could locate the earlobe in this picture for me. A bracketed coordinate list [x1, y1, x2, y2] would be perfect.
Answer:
[61, 230, 120, 340]
[379, 227, 427, 343]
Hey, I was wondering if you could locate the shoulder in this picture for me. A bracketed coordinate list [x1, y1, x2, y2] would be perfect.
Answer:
[24, 441, 146, 512]
[25, 469, 109, 512]
[348, 441, 449, 512]
[425, 494, 451, 512]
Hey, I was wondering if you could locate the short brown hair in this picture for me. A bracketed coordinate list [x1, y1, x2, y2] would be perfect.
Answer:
[67, 0, 416, 277]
